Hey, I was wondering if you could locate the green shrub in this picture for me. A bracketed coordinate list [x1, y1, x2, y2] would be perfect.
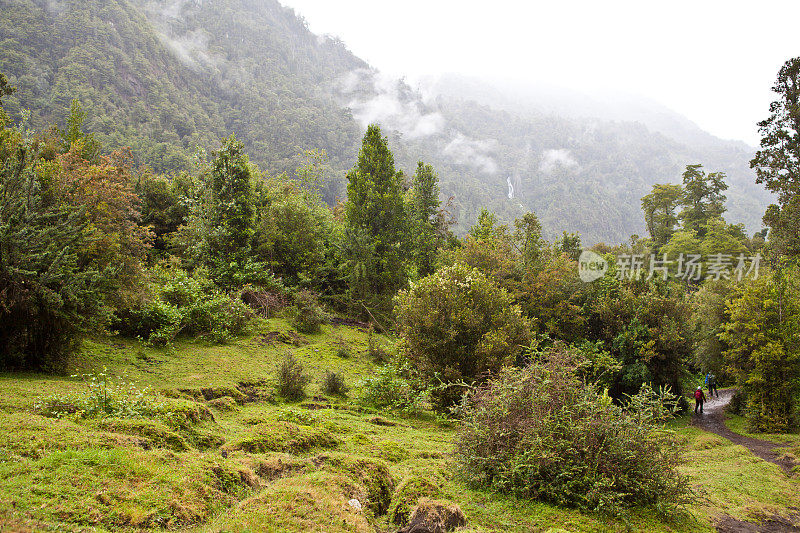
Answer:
[727, 389, 747, 416]
[115, 266, 251, 346]
[395, 263, 530, 411]
[453, 345, 690, 516]
[335, 345, 352, 358]
[287, 289, 327, 334]
[367, 327, 390, 363]
[276, 354, 311, 400]
[357, 361, 424, 411]
[320, 371, 348, 396]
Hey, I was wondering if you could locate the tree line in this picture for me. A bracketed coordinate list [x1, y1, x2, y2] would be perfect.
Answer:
[1, 57, 799, 433]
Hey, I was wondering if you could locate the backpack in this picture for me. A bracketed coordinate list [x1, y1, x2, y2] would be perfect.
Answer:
[694, 389, 703, 400]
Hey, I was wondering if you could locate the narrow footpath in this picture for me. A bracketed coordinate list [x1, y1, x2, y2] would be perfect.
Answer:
[691, 389, 795, 475]
[691, 389, 799, 533]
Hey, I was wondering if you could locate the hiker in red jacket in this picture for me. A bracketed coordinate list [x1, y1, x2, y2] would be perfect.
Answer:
[694, 386, 706, 414]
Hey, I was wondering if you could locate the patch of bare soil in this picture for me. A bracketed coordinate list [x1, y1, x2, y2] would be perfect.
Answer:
[691, 389, 796, 475]
[716, 511, 800, 533]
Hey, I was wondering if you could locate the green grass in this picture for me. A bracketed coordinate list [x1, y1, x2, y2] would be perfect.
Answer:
[724, 412, 800, 445]
[1, 317, 799, 532]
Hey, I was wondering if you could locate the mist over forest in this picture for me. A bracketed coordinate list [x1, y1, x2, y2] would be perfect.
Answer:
[0, 0, 771, 243]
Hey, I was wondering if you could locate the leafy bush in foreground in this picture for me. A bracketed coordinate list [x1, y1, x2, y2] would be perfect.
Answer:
[35, 368, 158, 419]
[357, 361, 425, 411]
[453, 346, 690, 515]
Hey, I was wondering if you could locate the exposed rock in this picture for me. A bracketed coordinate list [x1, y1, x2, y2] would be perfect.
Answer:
[348, 498, 362, 511]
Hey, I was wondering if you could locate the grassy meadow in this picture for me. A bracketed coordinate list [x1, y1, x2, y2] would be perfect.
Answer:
[0, 318, 797, 533]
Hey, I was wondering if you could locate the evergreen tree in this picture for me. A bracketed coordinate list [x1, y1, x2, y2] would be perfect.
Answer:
[209, 136, 255, 254]
[58, 99, 101, 163]
[751, 57, 800, 261]
[344, 125, 409, 311]
[641, 183, 683, 250]
[515, 212, 546, 272]
[0, 71, 13, 120]
[410, 161, 441, 277]
[679, 164, 728, 238]
[556, 231, 582, 261]
[205, 135, 257, 287]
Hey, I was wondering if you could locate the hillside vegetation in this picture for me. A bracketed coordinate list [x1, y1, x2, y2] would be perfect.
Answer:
[0, 0, 771, 241]
[1, 326, 798, 532]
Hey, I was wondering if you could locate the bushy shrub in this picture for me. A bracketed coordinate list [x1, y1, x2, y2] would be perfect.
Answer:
[320, 371, 348, 396]
[276, 354, 311, 400]
[358, 361, 425, 411]
[453, 346, 690, 516]
[287, 290, 327, 334]
[335, 345, 352, 358]
[116, 266, 251, 345]
[239, 286, 290, 318]
[727, 389, 747, 416]
[395, 264, 530, 411]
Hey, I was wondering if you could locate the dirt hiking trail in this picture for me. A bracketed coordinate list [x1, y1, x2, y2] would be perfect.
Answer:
[691, 389, 795, 475]
[691, 389, 799, 532]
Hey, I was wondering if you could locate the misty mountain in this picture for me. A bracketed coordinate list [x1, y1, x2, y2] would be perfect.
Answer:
[0, 0, 771, 243]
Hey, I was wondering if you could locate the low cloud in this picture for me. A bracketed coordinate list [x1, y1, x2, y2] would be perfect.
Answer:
[338, 68, 445, 140]
[539, 149, 578, 174]
[337, 69, 502, 176]
[443, 134, 499, 175]
[144, 0, 218, 70]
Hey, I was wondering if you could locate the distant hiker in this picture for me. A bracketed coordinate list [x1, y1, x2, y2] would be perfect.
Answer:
[694, 386, 706, 414]
[707, 373, 718, 398]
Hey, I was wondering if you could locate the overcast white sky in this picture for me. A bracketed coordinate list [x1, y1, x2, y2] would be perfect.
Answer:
[281, 0, 799, 146]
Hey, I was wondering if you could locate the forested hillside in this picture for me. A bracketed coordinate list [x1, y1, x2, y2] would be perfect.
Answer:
[0, 0, 771, 242]
[0, 0, 363, 176]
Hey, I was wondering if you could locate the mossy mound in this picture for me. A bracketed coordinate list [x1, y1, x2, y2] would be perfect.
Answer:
[398, 498, 466, 533]
[377, 440, 409, 463]
[213, 472, 372, 532]
[389, 476, 441, 526]
[693, 433, 727, 450]
[233, 421, 339, 453]
[207, 396, 239, 412]
[252, 453, 312, 481]
[93, 418, 189, 452]
[313, 452, 394, 515]
[157, 398, 214, 427]
[206, 461, 259, 496]
[201, 386, 247, 404]
[0, 447, 234, 530]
